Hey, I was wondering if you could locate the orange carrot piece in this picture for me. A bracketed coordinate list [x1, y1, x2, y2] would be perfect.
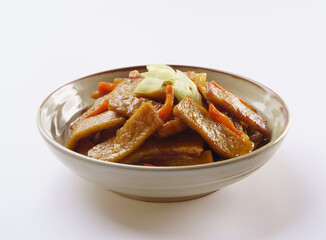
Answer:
[143, 163, 154, 166]
[85, 99, 109, 118]
[209, 104, 243, 136]
[157, 85, 174, 121]
[211, 81, 256, 112]
[97, 82, 117, 94]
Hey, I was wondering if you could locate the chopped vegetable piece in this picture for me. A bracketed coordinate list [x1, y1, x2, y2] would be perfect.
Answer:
[135, 86, 166, 101]
[119, 132, 204, 164]
[141, 150, 213, 166]
[155, 118, 188, 138]
[134, 64, 202, 104]
[157, 85, 174, 121]
[88, 102, 163, 162]
[207, 82, 270, 137]
[90, 82, 118, 99]
[209, 104, 243, 136]
[66, 110, 126, 150]
[97, 82, 117, 94]
[143, 163, 154, 166]
[108, 79, 162, 117]
[173, 96, 254, 158]
[71, 94, 112, 130]
[85, 99, 109, 119]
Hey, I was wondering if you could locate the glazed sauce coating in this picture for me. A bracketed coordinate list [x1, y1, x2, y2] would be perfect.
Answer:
[140, 151, 213, 166]
[108, 79, 162, 117]
[173, 96, 254, 158]
[120, 132, 203, 164]
[66, 110, 126, 150]
[207, 82, 270, 137]
[88, 102, 163, 162]
[155, 118, 188, 138]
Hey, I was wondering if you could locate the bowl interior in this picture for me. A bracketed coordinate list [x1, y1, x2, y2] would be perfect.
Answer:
[38, 65, 289, 161]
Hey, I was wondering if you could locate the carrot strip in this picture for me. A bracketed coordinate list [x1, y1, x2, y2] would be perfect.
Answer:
[90, 82, 118, 99]
[85, 99, 109, 118]
[143, 163, 154, 166]
[209, 104, 243, 136]
[157, 85, 174, 121]
[97, 82, 117, 94]
[211, 81, 256, 112]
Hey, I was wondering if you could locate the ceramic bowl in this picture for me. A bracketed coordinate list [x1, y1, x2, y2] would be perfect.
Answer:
[37, 65, 290, 202]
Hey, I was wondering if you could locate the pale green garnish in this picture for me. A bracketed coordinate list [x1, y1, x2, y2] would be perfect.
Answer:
[134, 64, 202, 104]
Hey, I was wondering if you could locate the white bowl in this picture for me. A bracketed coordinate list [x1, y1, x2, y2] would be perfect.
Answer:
[37, 65, 290, 202]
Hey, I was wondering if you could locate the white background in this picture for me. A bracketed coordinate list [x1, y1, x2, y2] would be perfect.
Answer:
[1, 0, 326, 239]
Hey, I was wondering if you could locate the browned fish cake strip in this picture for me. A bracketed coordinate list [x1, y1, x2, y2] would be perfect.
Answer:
[88, 102, 163, 162]
[71, 93, 113, 130]
[74, 138, 95, 156]
[155, 118, 188, 138]
[141, 150, 213, 166]
[173, 96, 254, 158]
[66, 111, 126, 150]
[207, 82, 270, 137]
[108, 79, 162, 117]
[120, 132, 204, 164]
[135, 86, 167, 102]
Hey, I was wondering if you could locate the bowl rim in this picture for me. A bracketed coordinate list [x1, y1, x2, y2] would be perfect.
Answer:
[37, 64, 290, 172]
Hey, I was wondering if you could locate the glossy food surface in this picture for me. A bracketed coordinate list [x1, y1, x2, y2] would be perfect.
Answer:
[173, 96, 254, 158]
[88, 102, 163, 162]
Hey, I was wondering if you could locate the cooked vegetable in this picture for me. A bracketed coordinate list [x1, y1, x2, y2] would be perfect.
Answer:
[156, 85, 174, 121]
[85, 99, 109, 119]
[208, 104, 243, 136]
[71, 94, 111, 130]
[67, 64, 270, 166]
[88, 102, 163, 162]
[97, 82, 117, 95]
[134, 64, 202, 104]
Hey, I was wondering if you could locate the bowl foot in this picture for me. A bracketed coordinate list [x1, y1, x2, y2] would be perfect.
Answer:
[113, 190, 218, 203]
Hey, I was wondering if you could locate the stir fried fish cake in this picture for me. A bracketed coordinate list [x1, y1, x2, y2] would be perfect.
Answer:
[108, 79, 162, 117]
[207, 82, 270, 137]
[155, 118, 188, 138]
[66, 111, 126, 150]
[88, 102, 163, 162]
[119, 132, 204, 164]
[68, 65, 271, 166]
[71, 94, 111, 130]
[173, 96, 254, 158]
[141, 151, 213, 166]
